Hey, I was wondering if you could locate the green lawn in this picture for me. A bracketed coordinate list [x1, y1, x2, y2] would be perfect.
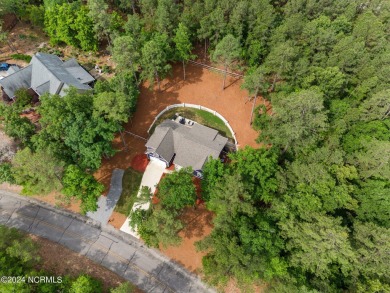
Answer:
[150, 107, 234, 140]
[115, 168, 143, 216]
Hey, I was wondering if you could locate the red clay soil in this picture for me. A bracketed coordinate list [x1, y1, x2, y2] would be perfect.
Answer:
[108, 211, 129, 229]
[20, 111, 41, 124]
[160, 204, 214, 275]
[92, 63, 263, 288]
[166, 164, 175, 171]
[95, 61, 262, 192]
[131, 154, 149, 172]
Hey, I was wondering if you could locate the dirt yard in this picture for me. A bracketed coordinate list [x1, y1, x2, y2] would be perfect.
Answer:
[1, 20, 265, 292]
[95, 60, 262, 193]
[161, 205, 214, 274]
[30, 234, 141, 293]
[94, 61, 263, 285]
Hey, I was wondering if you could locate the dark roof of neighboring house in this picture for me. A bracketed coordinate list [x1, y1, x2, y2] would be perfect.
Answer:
[0, 53, 94, 98]
[0, 65, 32, 98]
[146, 119, 228, 170]
[6, 65, 21, 75]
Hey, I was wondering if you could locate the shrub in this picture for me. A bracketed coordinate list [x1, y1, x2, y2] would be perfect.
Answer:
[0, 163, 15, 184]
[69, 275, 102, 293]
[10, 54, 32, 63]
[62, 165, 104, 214]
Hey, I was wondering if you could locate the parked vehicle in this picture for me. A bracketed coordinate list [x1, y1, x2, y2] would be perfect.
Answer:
[0, 63, 10, 71]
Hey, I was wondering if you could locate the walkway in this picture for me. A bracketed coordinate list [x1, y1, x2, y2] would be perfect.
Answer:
[87, 169, 124, 224]
[0, 190, 214, 293]
[120, 160, 166, 237]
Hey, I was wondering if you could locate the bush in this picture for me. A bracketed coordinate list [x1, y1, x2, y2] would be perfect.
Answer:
[110, 282, 135, 293]
[62, 165, 104, 214]
[70, 275, 102, 293]
[14, 88, 32, 111]
[157, 168, 197, 210]
[26, 5, 45, 27]
[0, 163, 15, 184]
[10, 54, 32, 63]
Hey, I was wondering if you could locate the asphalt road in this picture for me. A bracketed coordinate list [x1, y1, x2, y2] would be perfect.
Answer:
[0, 190, 214, 293]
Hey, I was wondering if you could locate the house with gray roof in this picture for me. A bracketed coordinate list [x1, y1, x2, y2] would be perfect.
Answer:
[0, 52, 94, 101]
[146, 119, 228, 176]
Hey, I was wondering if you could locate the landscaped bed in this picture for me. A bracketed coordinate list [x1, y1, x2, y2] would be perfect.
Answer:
[149, 107, 234, 140]
[115, 168, 143, 216]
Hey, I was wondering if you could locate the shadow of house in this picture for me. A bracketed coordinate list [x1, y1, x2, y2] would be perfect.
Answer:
[0, 52, 95, 102]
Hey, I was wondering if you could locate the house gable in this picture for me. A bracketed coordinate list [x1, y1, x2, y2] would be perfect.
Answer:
[0, 53, 94, 99]
[145, 119, 228, 171]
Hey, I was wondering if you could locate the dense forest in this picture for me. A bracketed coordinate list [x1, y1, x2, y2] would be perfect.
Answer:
[1, 0, 389, 292]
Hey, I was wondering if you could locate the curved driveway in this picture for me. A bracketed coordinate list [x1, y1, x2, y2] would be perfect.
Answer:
[0, 190, 214, 293]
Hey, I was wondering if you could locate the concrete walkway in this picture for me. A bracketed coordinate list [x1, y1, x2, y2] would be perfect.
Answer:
[120, 160, 166, 237]
[87, 169, 124, 224]
[0, 189, 214, 293]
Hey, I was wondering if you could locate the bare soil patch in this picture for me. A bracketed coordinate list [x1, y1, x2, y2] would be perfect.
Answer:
[0, 129, 17, 162]
[131, 154, 148, 172]
[1, 22, 264, 289]
[96, 61, 262, 192]
[29, 234, 141, 293]
[160, 205, 214, 275]
[108, 211, 128, 229]
[0, 22, 48, 62]
[94, 61, 262, 280]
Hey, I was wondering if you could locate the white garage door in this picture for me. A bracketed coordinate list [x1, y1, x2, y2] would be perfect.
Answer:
[149, 156, 168, 168]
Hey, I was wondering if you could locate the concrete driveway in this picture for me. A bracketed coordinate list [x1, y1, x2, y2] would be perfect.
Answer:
[0, 190, 214, 293]
[87, 169, 124, 224]
[120, 160, 166, 237]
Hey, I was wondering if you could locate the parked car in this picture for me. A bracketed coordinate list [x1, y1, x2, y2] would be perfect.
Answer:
[0, 63, 10, 71]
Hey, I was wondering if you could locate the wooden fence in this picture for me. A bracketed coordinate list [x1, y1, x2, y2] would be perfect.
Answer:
[187, 60, 244, 78]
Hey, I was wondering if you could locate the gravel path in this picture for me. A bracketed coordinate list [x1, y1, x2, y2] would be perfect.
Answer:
[87, 169, 124, 224]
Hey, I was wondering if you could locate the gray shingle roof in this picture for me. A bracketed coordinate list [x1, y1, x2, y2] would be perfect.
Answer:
[63, 58, 95, 84]
[6, 65, 21, 75]
[146, 119, 228, 170]
[0, 65, 32, 98]
[0, 53, 94, 98]
[35, 81, 50, 96]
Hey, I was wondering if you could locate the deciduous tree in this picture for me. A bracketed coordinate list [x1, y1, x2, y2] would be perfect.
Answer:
[157, 168, 196, 210]
[212, 34, 241, 90]
[62, 165, 104, 214]
[256, 89, 328, 154]
[173, 23, 195, 80]
[12, 147, 64, 195]
[140, 33, 171, 90]
[112, 36, 140, 81]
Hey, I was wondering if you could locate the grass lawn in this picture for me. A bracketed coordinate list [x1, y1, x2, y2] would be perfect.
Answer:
[150, 107, 234, 140]
[115, 168, 143, 216]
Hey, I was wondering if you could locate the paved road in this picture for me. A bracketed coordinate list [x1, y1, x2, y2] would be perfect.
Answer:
[0, 190, 214, 293]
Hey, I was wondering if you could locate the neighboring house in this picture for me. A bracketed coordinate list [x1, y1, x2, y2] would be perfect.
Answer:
[0, 52, 94, 101]
[146, 118, 228, 177]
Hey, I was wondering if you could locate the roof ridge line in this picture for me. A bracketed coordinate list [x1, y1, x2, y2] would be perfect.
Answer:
[34, 53, 63, 83]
